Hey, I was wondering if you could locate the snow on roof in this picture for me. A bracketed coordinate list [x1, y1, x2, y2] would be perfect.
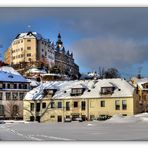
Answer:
[26, 68, 47, 74]
[0, 66, 28, 83]
[24, 78, 134, 101]
[15, 32, 43, 39]
[26, 79, 40, 87]
[137, 81, 148, 90]
[131, 77, 148, 87]
[14, 32, 50, 42]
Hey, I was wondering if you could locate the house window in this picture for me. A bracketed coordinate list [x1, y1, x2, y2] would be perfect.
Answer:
[101, 87, 114, 95]
[19, 84, 22, 89]
[115, 100, 120, 110]
[0, 83, 2, 89]
[19, 93, 25, 100]
[23, 84, 28, 89]
[6, 92, 11, 100]
[42, 102, 46, 109]
[30, 103, 34, 111]
[74, 101, 78, 108]
[81, 101, 86, 110]
[36, 103, 40, 112]
[0, 92, 3, 100]
[50, 115, 55, 118]
[3, 84, 5, 89]
[10, 84, 14, 89]
[71, 88, 83, 96]
[51, 102, 55, 108]
[58, 102, 62, 108]
[14, 84, 17, 89]
[122, 100, 127, 110]
[27, 39, 31, 42]
[7, 84, 10, 89]
[66, 102, 70, 111]
[100, 101, 105, 107]
[12, 92, 18, 100]
[0, 105, 4, 116]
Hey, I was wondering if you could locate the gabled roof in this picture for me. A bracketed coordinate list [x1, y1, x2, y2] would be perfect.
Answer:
[24, 78, 134, 100]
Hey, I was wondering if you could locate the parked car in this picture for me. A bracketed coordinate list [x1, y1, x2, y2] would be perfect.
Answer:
[75, 117, 83, 122]
[97, 115, 111, 121]
[64, 118, 72, 122]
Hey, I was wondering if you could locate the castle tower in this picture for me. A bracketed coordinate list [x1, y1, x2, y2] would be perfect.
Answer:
[56, 33, 63, 48]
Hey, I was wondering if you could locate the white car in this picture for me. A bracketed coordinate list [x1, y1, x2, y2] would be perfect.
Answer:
[64, 118, 72, 122]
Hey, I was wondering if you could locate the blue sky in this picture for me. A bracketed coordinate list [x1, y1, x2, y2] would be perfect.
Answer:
[0, 7, 148, 78]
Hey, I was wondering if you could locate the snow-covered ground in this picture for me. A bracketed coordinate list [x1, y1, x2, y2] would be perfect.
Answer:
[1, 113, 148, 141]
[105, 113, 148, 123]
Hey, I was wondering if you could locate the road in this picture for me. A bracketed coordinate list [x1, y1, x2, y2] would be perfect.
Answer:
[1, 121, 148, 141]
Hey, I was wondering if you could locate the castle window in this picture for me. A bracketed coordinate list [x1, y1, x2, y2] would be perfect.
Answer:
[27, 47, 31, 50]
[27, 53, 31, 57]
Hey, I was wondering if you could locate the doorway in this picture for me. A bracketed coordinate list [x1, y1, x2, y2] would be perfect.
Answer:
[57, 115, 62, 122]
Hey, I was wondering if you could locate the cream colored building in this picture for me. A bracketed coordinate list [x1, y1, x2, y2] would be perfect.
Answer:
[5, 31, 55, 73]
[23, 79, 143, 122]
[4, 47, 11, 65]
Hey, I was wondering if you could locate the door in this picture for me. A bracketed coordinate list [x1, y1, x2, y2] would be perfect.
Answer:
[36, 103, 40, 112]
[36, 116, 40, 122]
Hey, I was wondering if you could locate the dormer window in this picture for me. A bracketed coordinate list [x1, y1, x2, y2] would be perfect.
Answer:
[71, 88, 84, 96]
[100, 87, 115, 95]
[43, 89, 57, 96]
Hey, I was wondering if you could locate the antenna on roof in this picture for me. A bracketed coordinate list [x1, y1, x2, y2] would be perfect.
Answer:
[137, 66, 143, 79]
[27, 25, 32, 32]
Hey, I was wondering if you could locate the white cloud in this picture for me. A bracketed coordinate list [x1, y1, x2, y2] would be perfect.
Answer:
[72, 36, 148, 70]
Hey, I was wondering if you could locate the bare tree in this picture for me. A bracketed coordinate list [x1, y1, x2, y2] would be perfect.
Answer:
[104, 68, 121, 78]
[5, 101, 22, 120]
[98, 66, 105, 79]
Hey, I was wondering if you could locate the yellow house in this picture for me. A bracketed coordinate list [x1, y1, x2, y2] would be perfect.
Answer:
[23, 79, 143, 122]
[4, 31, 55, 74]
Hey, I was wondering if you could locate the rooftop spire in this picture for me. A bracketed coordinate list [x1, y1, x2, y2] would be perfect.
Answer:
[56, 32, 63, 48]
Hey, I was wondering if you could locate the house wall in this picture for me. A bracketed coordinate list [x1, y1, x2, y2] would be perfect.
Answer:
[23, 96, 136, 122]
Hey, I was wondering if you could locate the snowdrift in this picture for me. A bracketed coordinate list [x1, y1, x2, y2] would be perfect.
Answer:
[105, 113, 148, 123]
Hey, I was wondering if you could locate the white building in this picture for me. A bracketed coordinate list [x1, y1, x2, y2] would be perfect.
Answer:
[0, 66, 30, 119]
